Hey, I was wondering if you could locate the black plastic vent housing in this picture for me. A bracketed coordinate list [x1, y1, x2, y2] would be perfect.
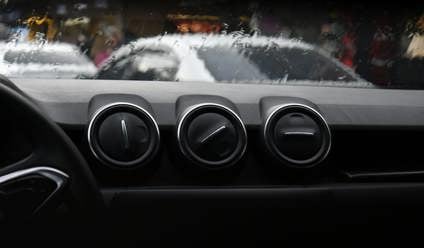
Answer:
[88, 103, 160, 169]
[264, 104, 331, 168]
[177, 103, 247, 170]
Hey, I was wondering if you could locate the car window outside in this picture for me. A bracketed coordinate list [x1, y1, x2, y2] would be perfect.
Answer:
[0, 0, 422, 89]
[198, 46, 357, 82]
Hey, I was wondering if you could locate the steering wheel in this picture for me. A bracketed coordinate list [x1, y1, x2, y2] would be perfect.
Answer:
[0, 76, 104, 220]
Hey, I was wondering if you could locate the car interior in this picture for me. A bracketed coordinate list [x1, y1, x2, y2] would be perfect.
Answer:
[1, 0, 424, 246]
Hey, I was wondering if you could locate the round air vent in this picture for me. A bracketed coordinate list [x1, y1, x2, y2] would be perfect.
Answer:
[88, 102, 160, 168]
[264, 104, 331, 168]
[177, 103, 247, 169]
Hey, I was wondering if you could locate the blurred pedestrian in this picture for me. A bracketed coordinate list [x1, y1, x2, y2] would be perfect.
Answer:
[93, 25, 123, 67]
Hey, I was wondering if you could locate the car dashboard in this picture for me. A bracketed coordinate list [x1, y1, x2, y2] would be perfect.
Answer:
[5, 78, 424, 243]
[9, 78, 424, 186]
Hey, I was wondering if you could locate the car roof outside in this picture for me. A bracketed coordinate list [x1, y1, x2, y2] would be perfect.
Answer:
[108, 34, 315, 63]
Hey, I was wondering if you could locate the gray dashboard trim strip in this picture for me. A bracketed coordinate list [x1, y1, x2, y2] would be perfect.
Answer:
[12, 79, 424, 128]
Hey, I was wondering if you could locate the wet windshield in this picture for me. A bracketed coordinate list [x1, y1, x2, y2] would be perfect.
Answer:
[197, 46, 357, 82]
[4, 50, 90, 64]
[0, 0, 423, 88]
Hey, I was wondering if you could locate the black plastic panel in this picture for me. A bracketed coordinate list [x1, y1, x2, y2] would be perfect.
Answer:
[102, 184, 424, 244]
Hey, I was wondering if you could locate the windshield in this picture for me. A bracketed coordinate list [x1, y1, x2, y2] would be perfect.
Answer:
[197, 46, 357, 82]
[0, 0, 423, 88]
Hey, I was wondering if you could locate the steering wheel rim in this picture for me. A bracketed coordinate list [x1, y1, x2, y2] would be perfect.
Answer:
[0, 75, 104, 218]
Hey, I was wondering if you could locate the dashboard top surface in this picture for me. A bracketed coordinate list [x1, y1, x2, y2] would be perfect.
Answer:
[11, 79, 424, 128]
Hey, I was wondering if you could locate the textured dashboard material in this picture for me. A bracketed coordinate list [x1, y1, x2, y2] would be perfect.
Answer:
[12, 79, 424, 129]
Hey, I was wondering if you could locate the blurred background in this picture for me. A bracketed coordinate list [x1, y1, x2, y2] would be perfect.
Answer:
[0, 0, 423, 88]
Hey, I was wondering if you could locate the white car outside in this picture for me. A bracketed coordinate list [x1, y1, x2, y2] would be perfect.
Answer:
[0, 42, 97, 79]
[98, 34, 370, 87]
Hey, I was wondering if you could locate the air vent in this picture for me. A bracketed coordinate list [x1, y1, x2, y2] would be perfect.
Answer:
[264, 104, 331, 168]
[177, 103, 247, 169]
[88, 102, 160, 168]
